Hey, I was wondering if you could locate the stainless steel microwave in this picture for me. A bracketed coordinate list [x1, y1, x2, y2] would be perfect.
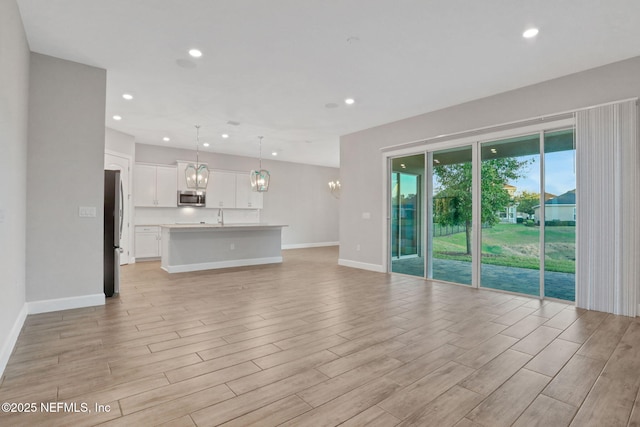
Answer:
[177, 190, 206, 207]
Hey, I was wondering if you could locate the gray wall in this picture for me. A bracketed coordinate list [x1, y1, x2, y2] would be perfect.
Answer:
[26, 53, 106, 301]
[135, 144, 339, 246]
[340, 55, 640, 268]
[0, 0, 29, 372]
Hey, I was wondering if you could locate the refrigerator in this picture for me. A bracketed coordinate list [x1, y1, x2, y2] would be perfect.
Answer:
[104, 170, 123, 297]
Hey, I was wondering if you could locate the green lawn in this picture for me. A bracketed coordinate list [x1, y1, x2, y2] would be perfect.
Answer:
[433, 223, 576, 273]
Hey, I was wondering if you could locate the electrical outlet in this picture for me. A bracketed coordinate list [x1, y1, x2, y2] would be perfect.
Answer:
[362, 212, 371, 220]
[356, 244, 361, 251]
[0, 209, 4, 223]
[230, 243, 235, 250]
[79, 206, 97, 217]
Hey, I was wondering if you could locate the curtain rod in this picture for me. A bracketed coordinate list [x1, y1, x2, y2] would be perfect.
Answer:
[380, 97, 638, 153]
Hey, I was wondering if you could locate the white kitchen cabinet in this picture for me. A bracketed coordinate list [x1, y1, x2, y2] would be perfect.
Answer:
[134, 164, 177, 207]
[206, 170, 236, 208]
[135, 226, 161, 259]
[155, 166, 178, 206]
[235, 173, 263, 209]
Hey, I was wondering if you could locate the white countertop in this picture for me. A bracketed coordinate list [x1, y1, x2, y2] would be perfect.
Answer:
[160, 223, 287, 230]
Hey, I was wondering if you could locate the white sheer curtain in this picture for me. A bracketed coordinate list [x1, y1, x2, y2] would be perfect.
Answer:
[576, 99, 639, 316]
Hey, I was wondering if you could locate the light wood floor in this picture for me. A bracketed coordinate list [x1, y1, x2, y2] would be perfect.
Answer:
[1, 246, 639, 426]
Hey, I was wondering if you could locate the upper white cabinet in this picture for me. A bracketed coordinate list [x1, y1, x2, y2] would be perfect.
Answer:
[235, 173, 263, 209]
[206, 170, 236, 208]
[134, 163, 262, 210]
[134, 164, 177, 207]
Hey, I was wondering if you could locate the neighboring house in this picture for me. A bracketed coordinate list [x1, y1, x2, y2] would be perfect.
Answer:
[533, 189, 576, 223]
[499, 205, 518, 223]
[500, 184, 518, 223]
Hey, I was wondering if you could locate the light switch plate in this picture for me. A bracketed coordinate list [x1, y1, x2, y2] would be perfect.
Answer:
[79, 206, 97, 217]
[362, 212, 371, 220]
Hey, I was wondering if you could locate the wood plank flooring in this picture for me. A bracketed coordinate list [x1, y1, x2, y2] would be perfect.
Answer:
[1, 246, 639, 426]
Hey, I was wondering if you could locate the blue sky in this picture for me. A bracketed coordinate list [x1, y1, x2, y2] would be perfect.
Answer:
[511, 150, 576, 196]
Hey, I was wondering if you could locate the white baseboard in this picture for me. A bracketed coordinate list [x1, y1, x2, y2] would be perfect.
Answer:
[162, 256, 283, 274]
[26, 293, 105, 315]
[282, 242, 339, 250]
[338, 258, 385, 273]
[0, 303, 28, 379]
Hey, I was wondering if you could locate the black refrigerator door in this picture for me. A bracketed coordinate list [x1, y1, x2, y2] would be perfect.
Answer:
[104, 170, 121, 297]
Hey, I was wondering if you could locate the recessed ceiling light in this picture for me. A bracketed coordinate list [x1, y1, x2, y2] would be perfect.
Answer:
[221, 134, 229, 139]
[271, 152, 278, 156]
[188, 49, 203, 58]
[345, 98, 355, 105]
[122, 93, 133, 100]
[163, 137, 170, 142]
[523, 28, 539, 39]
[203, 142, 210, 147]
[113, 115, 122, 121]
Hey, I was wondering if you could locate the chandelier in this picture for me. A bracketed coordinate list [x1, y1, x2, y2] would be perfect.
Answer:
[185, 125, 209, 190]
[250, 136, 270, 192]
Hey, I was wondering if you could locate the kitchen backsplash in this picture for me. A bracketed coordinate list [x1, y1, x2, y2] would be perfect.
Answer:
[135, 207, 260, 225]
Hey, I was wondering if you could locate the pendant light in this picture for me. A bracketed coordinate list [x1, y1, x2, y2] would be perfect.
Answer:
[250, 136, 270, 192]
[185, 125, 209, 190]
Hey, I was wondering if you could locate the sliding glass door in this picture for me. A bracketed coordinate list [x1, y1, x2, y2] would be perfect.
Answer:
[543, 130, 576, 301]
[480, 134, 541, 296]
[391, 154, 424, 277]
[430, 146, 473, 285]
[478, 130, 576, 300]
[387, 127, 576, 302]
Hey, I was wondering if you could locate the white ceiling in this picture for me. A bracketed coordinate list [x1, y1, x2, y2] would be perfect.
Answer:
[16, 0, 640, 168]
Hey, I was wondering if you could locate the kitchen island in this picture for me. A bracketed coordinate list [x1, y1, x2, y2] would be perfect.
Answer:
[160, 223, 287, 273]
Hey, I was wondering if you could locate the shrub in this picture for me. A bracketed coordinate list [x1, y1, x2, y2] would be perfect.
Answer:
[544, 220, 577, 226]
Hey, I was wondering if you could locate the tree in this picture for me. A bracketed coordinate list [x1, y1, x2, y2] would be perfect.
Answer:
[433, 157, 529, 255]
[514, 190, 540, 217]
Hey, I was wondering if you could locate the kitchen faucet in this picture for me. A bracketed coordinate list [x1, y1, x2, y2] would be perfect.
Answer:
[217, 208, 224, 225]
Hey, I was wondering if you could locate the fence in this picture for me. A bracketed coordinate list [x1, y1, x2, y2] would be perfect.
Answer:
[433, 223, 465, 237]
[433, 223, 492, 237]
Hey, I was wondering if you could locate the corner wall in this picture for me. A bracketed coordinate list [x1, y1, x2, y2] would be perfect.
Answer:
[340, 55, 640, 271]
[26, 53, 107, 308]
[0, 0, 30, 376]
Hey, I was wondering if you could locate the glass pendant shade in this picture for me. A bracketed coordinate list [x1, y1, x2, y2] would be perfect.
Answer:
[250, 136, 270, 192]
[251, 169, 270, 192]
[185, 163, 209, 189]
[185, 125, 209, 190]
